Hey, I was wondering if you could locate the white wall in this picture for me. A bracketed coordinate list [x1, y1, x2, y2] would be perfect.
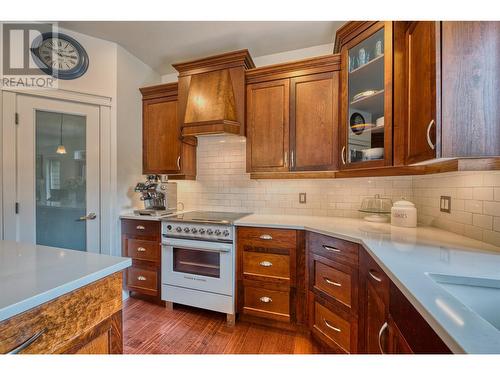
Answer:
[116, 46, 160, 213]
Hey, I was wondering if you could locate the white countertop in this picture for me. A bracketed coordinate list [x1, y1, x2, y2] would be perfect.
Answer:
[0, 240, 131, 322]
[234, 214, 500, 354]
[119, 211, 166, 221]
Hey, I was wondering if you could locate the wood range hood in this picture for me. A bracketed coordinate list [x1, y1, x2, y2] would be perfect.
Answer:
[173, 49, 255, 137]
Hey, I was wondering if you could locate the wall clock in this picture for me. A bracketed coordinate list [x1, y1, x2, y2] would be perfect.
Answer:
[30, 32, 89, 80]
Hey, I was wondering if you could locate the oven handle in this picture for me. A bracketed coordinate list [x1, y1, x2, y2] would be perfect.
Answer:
[162, 238, 232, 253]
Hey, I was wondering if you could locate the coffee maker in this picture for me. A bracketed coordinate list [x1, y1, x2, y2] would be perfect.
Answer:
[133, 175, 177, 216]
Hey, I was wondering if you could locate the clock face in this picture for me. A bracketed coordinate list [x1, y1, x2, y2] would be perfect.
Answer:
[38, 38, 81, 71]
[31, 33, 89, 80]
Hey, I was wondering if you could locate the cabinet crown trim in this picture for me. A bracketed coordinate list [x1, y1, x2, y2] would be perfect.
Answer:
[173, 49, 255, 76]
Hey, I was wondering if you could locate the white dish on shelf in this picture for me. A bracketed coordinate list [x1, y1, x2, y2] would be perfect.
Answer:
[352, 90, 378, 102]
[376, 116, 385, 128]
[361, 147, 384, 161]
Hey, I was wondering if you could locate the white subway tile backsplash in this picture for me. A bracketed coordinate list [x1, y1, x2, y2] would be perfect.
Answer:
[173, 135, 500, 246]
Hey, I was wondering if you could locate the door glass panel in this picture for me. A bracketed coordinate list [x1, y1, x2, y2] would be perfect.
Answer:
[347, 27, 385, 163]
[173, 248, 221, 278]
[35, 110, 87, 251]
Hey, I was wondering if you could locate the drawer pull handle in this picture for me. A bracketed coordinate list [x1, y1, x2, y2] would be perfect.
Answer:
[369, 270, 382, 283]
[426, 119, 435, 150]
[137, 247, 146, 252]
[259, 296, 272, 303]
[324, 277, 342, 287]
[323, 318, 341, 333]
[378, 322, 389, 354]
[136, 225, 145, 230]
[323, 245, 341, 253]
[259, 234, 273, 240]
[7, 329, 46, 354]
[137, 276, 147, 281]
[259, 261, 273, 267]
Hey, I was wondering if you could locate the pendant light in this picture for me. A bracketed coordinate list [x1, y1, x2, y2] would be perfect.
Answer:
[56, 113, 67, 155]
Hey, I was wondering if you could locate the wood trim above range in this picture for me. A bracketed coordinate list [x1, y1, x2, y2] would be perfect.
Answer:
[245, 54, 341, 84]
[140, 82, 178, 100]
[173, 49, 255, 76]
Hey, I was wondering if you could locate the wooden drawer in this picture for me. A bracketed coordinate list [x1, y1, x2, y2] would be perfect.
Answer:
[0, 273, 122, 354]
[312, 301, 352, 353]
[307, 232, 358, 266]
[237, 227, 296, 250]
[126, 266, 158, 295]
[121, 219, 160, 238]
[314, 259, 352, 308]
[243, 286, 290, 322]
[243, 251, 290, 281]
[361, 248, 389, 301]
[126, 238, 160, 263]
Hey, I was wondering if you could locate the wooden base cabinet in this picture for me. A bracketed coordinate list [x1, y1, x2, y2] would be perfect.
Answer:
[0, 273, 123, 354]
[307, 232, 360, 353]
[237, 227, 306, 330]
[121, 219, 163, 305]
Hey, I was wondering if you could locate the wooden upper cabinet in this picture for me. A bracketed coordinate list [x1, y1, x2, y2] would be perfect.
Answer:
[246, 79, 290, 172]
[441, 21, 500, 158]
[142, 97, 181, 174]
[404, 21, 439, 165]
[339, 21, 393, 170]
[140, 83, 197, 179]
[290, 72, 339, 171]
[245, 54, 341, 175]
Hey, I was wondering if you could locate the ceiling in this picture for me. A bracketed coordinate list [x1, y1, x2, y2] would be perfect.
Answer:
[59, 21, 345, 74]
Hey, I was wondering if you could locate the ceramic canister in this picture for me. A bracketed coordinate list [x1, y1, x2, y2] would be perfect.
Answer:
[391, 199, 417, 228]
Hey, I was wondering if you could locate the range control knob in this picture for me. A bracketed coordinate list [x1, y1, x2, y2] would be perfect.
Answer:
[215, 229, 221, 236]
[223, 229, 230, 237]
[199, 228, 206, 235]
[175, 226, 182, 233]
[207, 229, 214, 235]
[191, 228, 198, 234]
[183, 227, 190, 233]
[166, 225, 172, 230]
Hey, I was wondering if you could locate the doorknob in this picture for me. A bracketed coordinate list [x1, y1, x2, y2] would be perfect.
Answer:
[78, 212, 97, 221]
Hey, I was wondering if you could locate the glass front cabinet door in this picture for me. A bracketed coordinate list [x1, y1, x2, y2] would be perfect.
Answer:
[340, 22, 393, 169]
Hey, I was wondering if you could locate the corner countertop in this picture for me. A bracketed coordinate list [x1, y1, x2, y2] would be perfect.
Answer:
[0, 240, 131, 323]
[234, 214, 500, 354]
[119, 212, 166, 221]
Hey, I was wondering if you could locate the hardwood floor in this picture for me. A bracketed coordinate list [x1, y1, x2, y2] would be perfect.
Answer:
[123, 298, 322, 354]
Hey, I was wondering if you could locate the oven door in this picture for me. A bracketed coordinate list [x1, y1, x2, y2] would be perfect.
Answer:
[162, 237, 233, 296]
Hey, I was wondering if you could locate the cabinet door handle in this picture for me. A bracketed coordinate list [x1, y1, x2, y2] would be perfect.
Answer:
[291, 150, 295, 168]
[323, 277, 342, 287]
[259, 296, 272, 303]
[369, 270, 382, 283]
[259, 234, 273, 240]
[323, 318, 341, 332]
[259, 261, 273, 267]
[137, 275, 147, 281]
[378, 322, 389, 354]
[322, 245, 341, 253]
[136, 225, 145, 230]
[137, 247, 146, 252]
[341, 146, 346, 165]
[284, 151, 288, 168]
[7, 329, 46, 354]
[177, 155, 181, 169]
[426, 119, 435, 150]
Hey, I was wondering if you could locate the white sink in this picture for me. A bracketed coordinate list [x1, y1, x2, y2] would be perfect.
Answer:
[428, 273, 500, 331]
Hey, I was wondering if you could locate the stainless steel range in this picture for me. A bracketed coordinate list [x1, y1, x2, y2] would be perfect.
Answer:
[161, 211, 249, 324]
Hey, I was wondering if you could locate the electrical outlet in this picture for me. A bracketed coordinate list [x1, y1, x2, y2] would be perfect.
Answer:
[440, 196, 451, 213]
[299, 193, 307, 204]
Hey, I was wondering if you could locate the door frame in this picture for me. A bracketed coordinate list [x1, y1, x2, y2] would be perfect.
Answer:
[1, 88, 115, 255]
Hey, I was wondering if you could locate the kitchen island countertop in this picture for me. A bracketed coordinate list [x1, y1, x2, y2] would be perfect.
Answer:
[0, 240, 131, 322]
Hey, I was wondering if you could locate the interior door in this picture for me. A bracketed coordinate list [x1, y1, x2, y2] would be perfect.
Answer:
[17, 95, 100, 252]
